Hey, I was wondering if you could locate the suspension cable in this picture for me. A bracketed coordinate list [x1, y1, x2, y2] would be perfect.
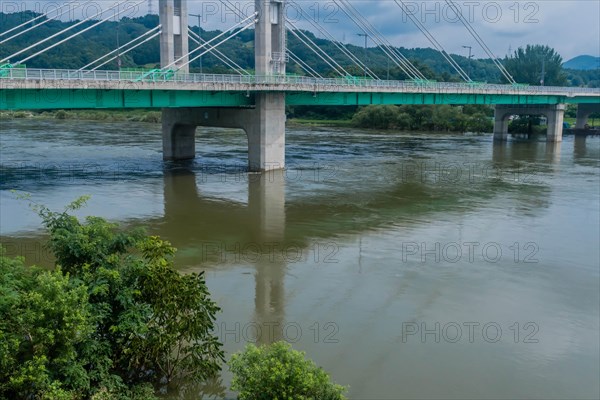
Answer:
[91, 30, 162, 71]
[1, 0, 133, 64]
[336, 0, 426, 80]
[393, 0, 471, 81]
[79, 25, 161, 71]
[15, 0, 146, 66]
[444, 0, 515, 83]
[165, 12, 257, 70]
[176, 20, 256, 72]
[0, 1, 92, 44]
[286, 19, 350, 77]
[288, 0, 379, 80]
[288, 50, 323, 78]
[286, 27, 347, 77]
[188, 28, 250, 75]
[337, 2, 418, 79]
[0, 9, 54, 37]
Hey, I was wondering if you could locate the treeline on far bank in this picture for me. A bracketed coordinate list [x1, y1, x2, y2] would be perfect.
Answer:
[288, 104, 495, 132]
[4, 104, 598, 134]
[289, 103, 600, 133]
[3, 105, 494, 133]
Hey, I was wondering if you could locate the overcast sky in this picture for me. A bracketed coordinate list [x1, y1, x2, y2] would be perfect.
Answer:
[192, 0, 600, 61]
[7, 0, 600, 61]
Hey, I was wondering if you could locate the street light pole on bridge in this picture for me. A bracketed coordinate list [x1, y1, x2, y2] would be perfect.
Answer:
[189, 13, 202, 73]
[462, 45, 473, 79]
[357, 33, 368, 79]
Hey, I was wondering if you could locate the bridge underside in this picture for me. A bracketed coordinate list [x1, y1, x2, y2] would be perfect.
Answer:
[494, 104, 567, 142]
[285, 92, 596, 107]
[1, 88, 598, 110]
[0, 88, 253, 109]
[162, 94, 285, 172]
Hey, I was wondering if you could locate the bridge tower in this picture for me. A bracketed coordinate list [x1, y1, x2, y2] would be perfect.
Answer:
[159, 0, 189, 73]
[161, 0, 287, 172]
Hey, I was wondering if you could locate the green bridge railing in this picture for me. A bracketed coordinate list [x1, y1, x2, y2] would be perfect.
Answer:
[1, 67, 599, 98]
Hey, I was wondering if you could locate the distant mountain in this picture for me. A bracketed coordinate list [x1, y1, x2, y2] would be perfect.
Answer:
[563, 55, 600, 70]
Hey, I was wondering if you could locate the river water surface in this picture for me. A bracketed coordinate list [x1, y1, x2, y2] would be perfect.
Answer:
[1, 119, 599, 399]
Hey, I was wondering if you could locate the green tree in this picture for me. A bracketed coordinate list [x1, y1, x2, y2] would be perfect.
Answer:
[504, 45, 567, 86]
[0, 197, 225, 399]
[0, 251, 92, 399]
[352, 105, 400, 129]
[230, 341, 347, 400]
[35, 198, 225, 389]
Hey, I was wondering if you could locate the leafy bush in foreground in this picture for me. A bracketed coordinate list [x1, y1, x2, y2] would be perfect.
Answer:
[230, 341, 347, 400]
[0, 197, 224, 399]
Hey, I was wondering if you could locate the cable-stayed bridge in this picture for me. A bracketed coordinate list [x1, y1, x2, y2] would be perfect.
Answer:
[1, 0, 599, 171]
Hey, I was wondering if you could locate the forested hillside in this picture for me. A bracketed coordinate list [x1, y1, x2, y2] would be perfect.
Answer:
[1, 11, 597, 86]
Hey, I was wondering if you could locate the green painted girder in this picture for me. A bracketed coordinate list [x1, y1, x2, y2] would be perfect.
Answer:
[1, 88, 598, 110]
[285, 92, 598, 106]
[0, 88, 252, 110]
[564, 97, 600, 104]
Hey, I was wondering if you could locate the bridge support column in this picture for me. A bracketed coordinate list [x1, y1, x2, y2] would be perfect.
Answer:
[493, 107, 510, 141]
[248, 93, 286, 171]
[162, 111, 196, 160]
[160, 0, 287, 171]
[161, 107, 285, 171]
[546, 104, 565, 142]
[575, 103, 600, 129]
[494, 104, 565, 142]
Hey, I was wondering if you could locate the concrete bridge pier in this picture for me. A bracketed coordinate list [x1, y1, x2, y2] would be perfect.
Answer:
[494, 104, 566, 142]
[248, 93, 286, 171]
[162, 102, 285, 171]
[575, 103, 600, 129]
[161, 0, 286, 171]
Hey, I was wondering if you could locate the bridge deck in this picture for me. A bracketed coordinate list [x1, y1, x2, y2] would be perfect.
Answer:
[1, 69, 599, 109]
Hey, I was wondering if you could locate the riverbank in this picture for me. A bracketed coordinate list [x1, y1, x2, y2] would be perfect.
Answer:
[286, 118, 353, 127]
[2, 109, 598, 130]
[0, 109, 161, 123]
[0, 110, 355, 128]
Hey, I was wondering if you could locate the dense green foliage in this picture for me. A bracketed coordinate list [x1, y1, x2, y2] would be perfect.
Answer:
[351, 104, 493, 132]
[230, 341, 347, 400]
[565, 68, 600, 88]
[0, 197, 224, 399]
[504, 45, 568, 86]
[0, 253, 93, 399]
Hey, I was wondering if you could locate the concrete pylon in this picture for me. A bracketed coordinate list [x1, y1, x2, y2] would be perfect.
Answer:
[255, 0, 286, 76]
[159, 0, 189, 73]
[161, 0, 287, 172]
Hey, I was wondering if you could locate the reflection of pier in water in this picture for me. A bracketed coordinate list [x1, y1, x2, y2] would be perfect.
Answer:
[157, 140, 566, 344]
[163, 169, 288, 345]
[2, 139, 583, 345]
[160, 141, 565, 260]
